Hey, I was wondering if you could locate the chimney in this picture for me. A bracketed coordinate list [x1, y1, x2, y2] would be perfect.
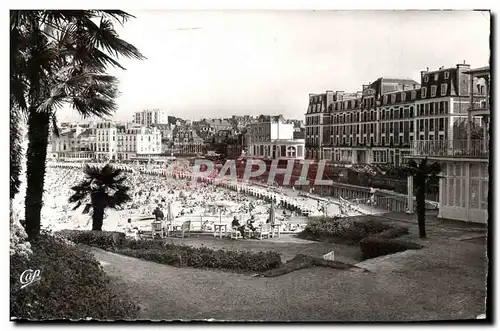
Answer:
[326, 90, 334, 105]
[426, 67, 429, 71]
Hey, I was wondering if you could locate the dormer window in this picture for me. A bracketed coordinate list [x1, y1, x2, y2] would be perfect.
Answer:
[441, 83, 448, 96]
[411, 91, 416, 100]
[434, 73, 439, 81]
[421, 87, 427, 98]
[424, 75, 429, 83]
[431, 85, 437, 97]
[401, 93, 406, 102]
[383, 95, 388, 104]
[444, 71, 450, 79]
[391, 94, 396, 104]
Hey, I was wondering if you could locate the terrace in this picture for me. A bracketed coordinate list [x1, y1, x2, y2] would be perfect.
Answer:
[412, 139, 489, 159]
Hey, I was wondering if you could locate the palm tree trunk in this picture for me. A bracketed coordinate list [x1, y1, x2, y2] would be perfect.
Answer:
[416, 176, 427, 239]
[92, 206, 105, 231]
[24, 110, 50, 240]
[10, 106, 22, 200]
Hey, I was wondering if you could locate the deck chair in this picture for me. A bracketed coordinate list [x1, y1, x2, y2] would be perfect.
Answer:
[151, 221, 164, 239]
[175, 221, 191, 238]
[230, 227, 242, 240]
[258, 224, 271, 240]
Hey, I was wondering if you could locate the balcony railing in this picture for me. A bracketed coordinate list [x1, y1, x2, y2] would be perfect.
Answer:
[413, 139, 489, 158]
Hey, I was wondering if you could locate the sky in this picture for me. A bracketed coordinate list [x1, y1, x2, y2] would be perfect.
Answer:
[58, 10, 491, 122]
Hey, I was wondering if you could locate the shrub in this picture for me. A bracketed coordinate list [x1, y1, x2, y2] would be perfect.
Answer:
[10, 234, 139, 320]
[56, 230, 125, 250]
[10, 206, 32, 259]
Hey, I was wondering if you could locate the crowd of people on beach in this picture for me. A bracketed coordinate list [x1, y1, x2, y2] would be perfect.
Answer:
[14, 161, 336, 235]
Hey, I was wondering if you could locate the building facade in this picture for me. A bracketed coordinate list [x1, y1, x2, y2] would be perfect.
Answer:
[411, 66, 489, 224]
[172, 125, 205, 155]
[305, 63, 477, 166]
[134, 109, 168, 126]
[115, 124, 163, 160]
[245, 115, 304, 159]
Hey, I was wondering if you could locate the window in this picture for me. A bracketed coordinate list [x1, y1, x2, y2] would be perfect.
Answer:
[411, 91, 417, 100]
[373, 150, 388, 163]
[441, 83, 448, 96]
[391, 94, 396, 104]
[431, 85, 437, 97]
[434, 73, 439, 81]
[410, 121, 414, 132]
[383, 95, 388, 104]
[439, 118, 444, 131]
[424, 75, 429, 83]
[401, 93, 406, 102]
[444, 71, 450, 79]
[421, 87, 427, 98]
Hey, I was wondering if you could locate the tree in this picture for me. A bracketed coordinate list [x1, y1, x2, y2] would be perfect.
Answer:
[11, 10, 145, 239]
[405, 158, 441, 238]
[69, 164, 132, 231]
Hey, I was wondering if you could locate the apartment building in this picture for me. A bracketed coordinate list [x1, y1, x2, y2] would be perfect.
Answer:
[50, 126, 95, 160]
[134, 109, 168, 126]
[93, 121, 117, 160]
[115, 124, 162, 160]
[193, 118, 233, 139]
[172, 125, 205, 155]
[245, 115, 305, 159]
[411, 66, 489, 224]
[305, 62, 477, 166]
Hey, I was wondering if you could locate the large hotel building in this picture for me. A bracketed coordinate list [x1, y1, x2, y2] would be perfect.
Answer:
[305, 62, 483, 166]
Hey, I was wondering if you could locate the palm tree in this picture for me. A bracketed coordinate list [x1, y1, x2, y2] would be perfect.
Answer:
[11, 10, 145, 239]
[69, 164, 132, 231]
[406, 158, 441, 238]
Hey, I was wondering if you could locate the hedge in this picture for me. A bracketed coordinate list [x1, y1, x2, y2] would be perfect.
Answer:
[58, 230, 282, 272]
[10, 234, 139, 320]
[299, 216, 394, 243]
[56, 230, 125, 250]
[298, 216, 423, 260]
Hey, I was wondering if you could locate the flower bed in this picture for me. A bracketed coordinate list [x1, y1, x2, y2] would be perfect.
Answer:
[59, 230, 282, 272]
[10, 234, 139, 320]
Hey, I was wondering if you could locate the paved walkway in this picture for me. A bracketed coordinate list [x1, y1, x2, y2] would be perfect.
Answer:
[93, 231, 487, 321]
